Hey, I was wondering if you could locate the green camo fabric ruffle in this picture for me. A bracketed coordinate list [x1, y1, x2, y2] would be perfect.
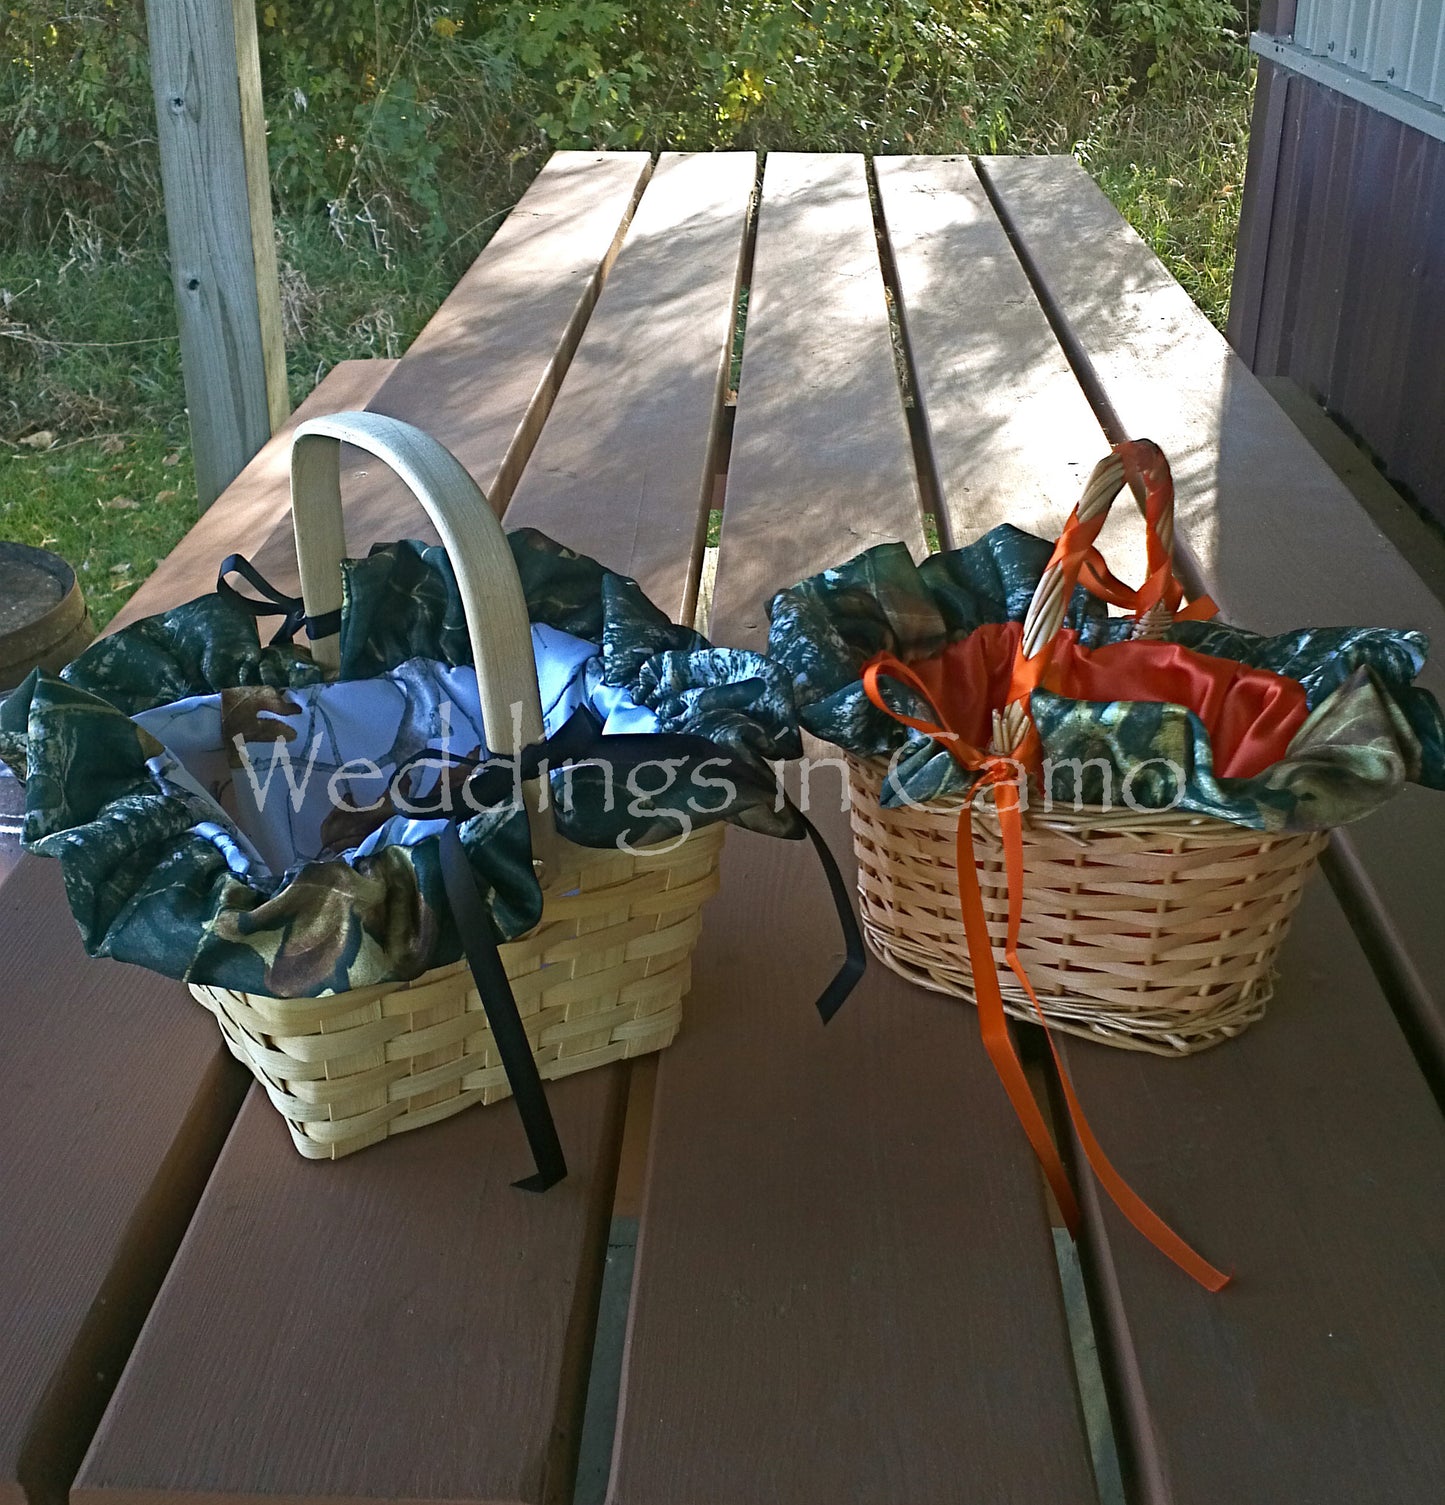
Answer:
[0, 531, 800, 998]
[766, 524, 1445, 831]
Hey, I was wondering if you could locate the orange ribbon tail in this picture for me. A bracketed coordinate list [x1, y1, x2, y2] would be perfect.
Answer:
[862, 654, 1230, 1292]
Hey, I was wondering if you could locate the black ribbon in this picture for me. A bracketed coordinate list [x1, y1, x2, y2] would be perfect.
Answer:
[400, 707, 866, 1191]
[435, 823, 567, 1192]
[456, 707, 866, 1025]
[217, 554, 342, 646]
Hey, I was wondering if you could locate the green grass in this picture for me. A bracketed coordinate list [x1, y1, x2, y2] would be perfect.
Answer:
[0, 237, 193, 624]
[1082, 63, 1253, 331]
[1, 217, 466, 626]
[2, 432, 196, 625]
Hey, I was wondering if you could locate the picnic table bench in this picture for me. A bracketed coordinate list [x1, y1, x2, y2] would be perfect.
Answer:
[4, 151, 1444, 1505]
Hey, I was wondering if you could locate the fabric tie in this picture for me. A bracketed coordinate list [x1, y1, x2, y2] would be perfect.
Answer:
[217, 554, 342, 646]
[409, 707, 869, 1190]
[862, 653, 1230, 1292]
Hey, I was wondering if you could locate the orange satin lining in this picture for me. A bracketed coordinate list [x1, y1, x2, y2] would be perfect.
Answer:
[903, 621, 1309, 781]
[862, 652, 1232, 1293]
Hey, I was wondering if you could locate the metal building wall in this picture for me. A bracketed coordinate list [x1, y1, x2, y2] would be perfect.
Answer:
[1231, 4, 1445, 527]
[1294, 1, 1445, 103]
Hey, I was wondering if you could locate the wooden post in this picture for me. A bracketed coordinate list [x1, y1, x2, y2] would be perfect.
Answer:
[146, 0, 288, 509]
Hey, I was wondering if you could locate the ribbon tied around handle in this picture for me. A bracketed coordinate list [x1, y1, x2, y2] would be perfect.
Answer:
[217, 554, 342, 647]
[1013, 440, 1218, 717]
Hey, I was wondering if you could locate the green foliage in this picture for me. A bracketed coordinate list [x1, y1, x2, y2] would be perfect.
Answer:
[1109, 0, 1242, 80]
[1, 2, 157, 241]
[4, 2, 1249, 247]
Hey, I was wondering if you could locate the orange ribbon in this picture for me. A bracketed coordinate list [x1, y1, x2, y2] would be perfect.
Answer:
[1013, 442, 1217, 710]
[862, 652, 1230, 1293]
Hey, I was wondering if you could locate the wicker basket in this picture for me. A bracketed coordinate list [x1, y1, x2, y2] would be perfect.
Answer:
[190, 412, 723, 1158]
[850, 445, 1329, 1057]
[848, 761, 1326, 1055]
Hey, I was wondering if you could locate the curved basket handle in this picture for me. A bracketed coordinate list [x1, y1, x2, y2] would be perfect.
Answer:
[997, 440, 1195, 755]
[289, 411, 545, 757]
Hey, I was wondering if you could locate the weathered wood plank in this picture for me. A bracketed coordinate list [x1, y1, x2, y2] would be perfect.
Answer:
[73, 1085, 625, 1505]
[874, 154, 1141, 574]
[0, 864, 249, 1505]
[979, 152, 1445, 1082]
[230, 0, 287, 435]
[75, 151, 735, 1505]
[145, 0, 287, 505]
[1261, 375, 1445, 607]
[247, 151, 653, 594]
[978, 153, 1445, 1503]
[503, 151, 754, 621]
[608, 153, 1100, 1505]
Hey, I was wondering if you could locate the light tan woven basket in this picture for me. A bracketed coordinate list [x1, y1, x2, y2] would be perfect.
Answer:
[848, 762, 1326, 1055]
[190, 412, 723, 1158]
[848, 446, 1329, 1057]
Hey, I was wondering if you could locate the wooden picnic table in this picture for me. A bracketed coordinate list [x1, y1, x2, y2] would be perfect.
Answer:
[4, 152, 1445, 1505]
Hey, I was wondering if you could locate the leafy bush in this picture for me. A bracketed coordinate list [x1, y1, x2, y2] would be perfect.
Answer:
[1109, 0, 1243, 79]
[3, 2, 1249, 250]
[2, 4, 158, 241]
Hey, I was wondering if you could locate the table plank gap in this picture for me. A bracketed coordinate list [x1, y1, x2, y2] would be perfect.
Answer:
[877, 147, 1142, 1499]
[608, 151, 1099, 1505]
[502, 151, 756, 623]
[980, 152, 1445, 1505]
[875, 154, 1143, 578]
[862, 159, 943, 540]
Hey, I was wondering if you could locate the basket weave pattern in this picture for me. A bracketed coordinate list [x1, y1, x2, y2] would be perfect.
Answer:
[847, 755, 1327, 1056]
[192, 820, 724, 1157]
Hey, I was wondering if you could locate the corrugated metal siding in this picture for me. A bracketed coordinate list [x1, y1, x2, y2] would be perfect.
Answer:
[1294, 0, 1445, 102]
[1230, 63, 1445, 527]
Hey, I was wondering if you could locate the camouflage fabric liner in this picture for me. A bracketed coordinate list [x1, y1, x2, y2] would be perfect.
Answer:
[0, 530, 801, 998]
[766, 524, 1445, 831]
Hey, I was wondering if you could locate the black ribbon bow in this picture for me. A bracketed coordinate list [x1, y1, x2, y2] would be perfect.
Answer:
[217, 555, 342, 645]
